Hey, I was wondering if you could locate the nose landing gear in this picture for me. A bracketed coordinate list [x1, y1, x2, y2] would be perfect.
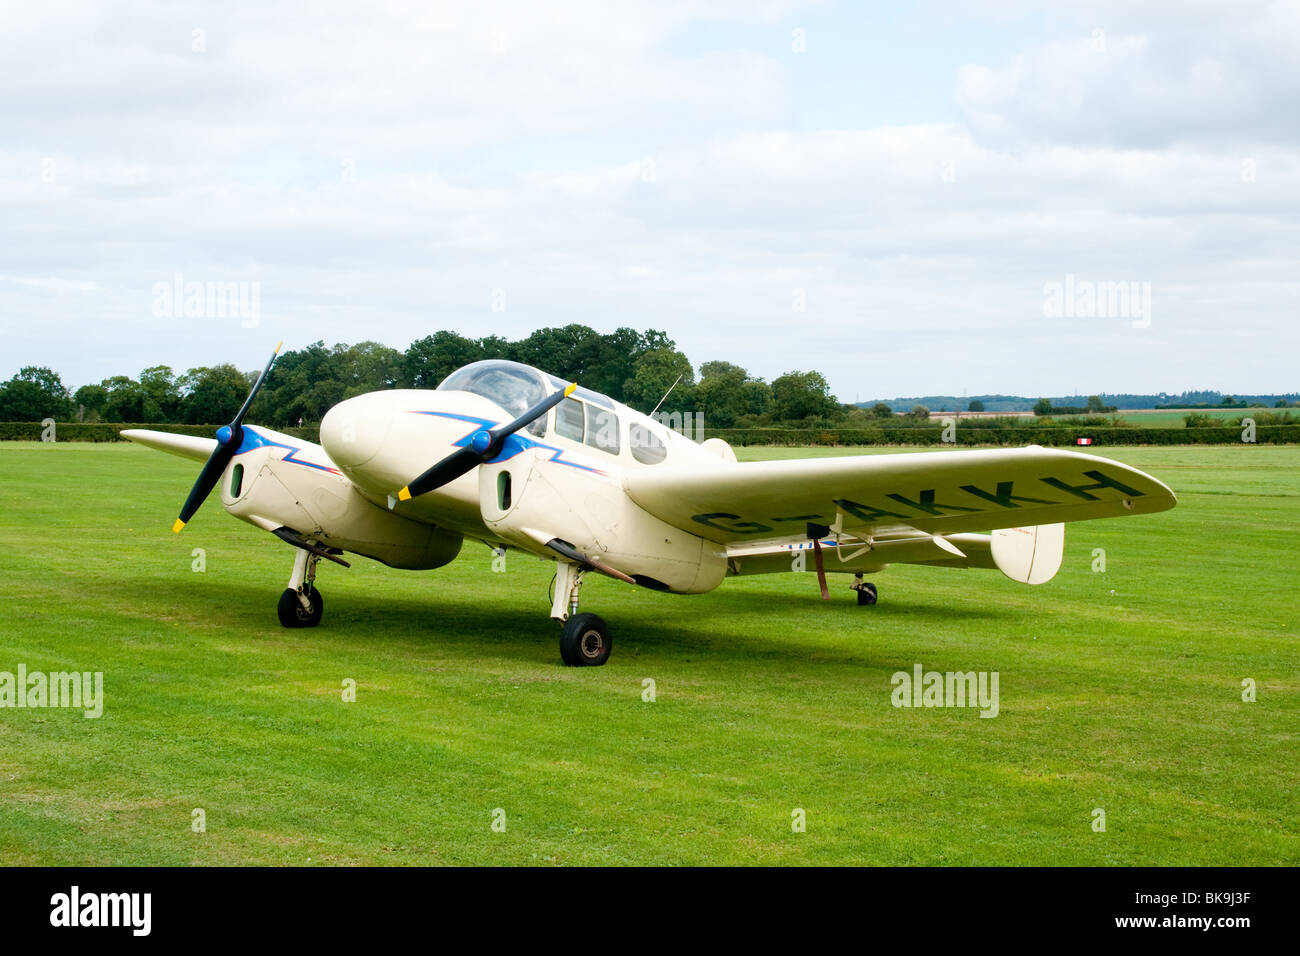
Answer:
[278, 547, 325, 628]
[552, 561, 611, 666]
[273, 530, 349, 629]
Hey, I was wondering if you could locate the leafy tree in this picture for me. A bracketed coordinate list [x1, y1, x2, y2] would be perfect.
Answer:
[869, 402, 894, 419]
[0, 366, 74, 420]
[1087, 394, 1104, 413]
[336, 341, 403, 399]
[622, 347, 695, 413]
[139, 365, 182, 421]
[695, 361, 751, 428]
[181, 365, 255, 425]
[743, 379, 773, 418]
[101, 375, 150, 422]
[478, 335, 511, 361]
[568, 327, 660, 402]
[967, 399, 984, 412]
[508, 325, 603, 383]
[298, 378, 347, 421]
[258, 341, 337, 425]
[73, 384, 110, 421]
[1033, 397, 1054, 416]
[404, 332, 484, 389]
[6, 326, 899, 429]
[771, 371, 838, 422]
[909, 404, 931, 420]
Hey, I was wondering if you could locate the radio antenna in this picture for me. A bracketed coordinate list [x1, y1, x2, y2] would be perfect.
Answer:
[650, 374, 683, 417]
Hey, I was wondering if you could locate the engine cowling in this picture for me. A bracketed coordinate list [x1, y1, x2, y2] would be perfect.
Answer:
[477, 450, 726, 594]
[221, 426, 463, 570]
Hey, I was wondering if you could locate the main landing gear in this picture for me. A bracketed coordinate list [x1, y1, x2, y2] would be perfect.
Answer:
[851, 573, 878, 607]
[553, 562, 611, 666]
[278, 548, 324, 628]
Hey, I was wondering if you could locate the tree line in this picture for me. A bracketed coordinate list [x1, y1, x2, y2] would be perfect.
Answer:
[0, 326, 859, 429]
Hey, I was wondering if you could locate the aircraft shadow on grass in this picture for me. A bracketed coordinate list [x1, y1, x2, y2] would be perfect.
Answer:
[105, 571, 1022, 671]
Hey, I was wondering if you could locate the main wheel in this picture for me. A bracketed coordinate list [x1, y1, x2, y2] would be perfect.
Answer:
[855, 582, 878, 606]
[278, 585, 324, 628]
[560, 613, 611, 666]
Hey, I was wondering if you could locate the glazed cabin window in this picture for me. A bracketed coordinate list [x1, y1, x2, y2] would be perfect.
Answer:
[585, 405, 620, 454]
[628, 424, 667, 464]
[438, 360, 548, 436]
[556, 396, 585, 442]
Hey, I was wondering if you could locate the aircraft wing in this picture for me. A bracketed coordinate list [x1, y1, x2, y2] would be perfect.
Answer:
[121, 428, 218, 463]
[622, 446, 1176, 544]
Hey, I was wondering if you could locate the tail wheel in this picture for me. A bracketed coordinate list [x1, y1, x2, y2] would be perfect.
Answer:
[856, 582, 878, 606]
[560, 613, 611, 666]
[278, 585, 323, 628]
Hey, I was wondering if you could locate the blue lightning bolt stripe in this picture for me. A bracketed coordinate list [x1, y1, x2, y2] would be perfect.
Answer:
[407, 410, 610, 476]
[233, 426, 342, 475]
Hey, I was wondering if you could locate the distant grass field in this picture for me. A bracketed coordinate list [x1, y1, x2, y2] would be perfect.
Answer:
[1115, 407, 1273, 427]
[935, 407, 1278, 428]
[0, 441, 1296, 866]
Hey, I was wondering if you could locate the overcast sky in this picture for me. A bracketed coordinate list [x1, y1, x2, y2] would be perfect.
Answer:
[2, 0, 1298, 400]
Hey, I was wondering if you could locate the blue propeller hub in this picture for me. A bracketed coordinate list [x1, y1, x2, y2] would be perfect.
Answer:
[470, 429, 493, 455]
[215, 425, 233, 445]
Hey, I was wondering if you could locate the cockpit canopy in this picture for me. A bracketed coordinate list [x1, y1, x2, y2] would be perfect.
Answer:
[436, 360, 613, 437]
[438, 359, 671, 464]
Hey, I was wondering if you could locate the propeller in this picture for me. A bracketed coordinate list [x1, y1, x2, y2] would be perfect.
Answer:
[172, 342, 282, 533]
[395, 381, 577, 503]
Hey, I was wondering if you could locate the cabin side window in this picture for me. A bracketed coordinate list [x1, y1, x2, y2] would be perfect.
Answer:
[585, 405, 620, 454]
[555, 397, 585, 442]
[629, 423, 667, 464]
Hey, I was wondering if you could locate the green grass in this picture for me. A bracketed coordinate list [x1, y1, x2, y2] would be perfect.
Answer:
[1115, 407, 1271, 427]
[0, 441, 1296, 865]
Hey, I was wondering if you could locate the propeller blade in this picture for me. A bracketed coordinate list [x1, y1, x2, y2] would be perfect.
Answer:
[172, 342, 283, 532]
[397, 446, 482, 502]
[173, 443, 235, 532]
[395, 381, 576, 503]
[489, 381, 576, 443]
[232, 340, 283, 427]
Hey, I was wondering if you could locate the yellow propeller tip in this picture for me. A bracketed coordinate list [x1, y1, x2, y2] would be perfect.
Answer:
[275, 340, 284, 354]
[564, 382, 577, 396]
[397, 487, 412, 502]
[172, 519, 186, 534]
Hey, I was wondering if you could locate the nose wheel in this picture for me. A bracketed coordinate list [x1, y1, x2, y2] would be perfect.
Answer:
[560, 613, 611, 666]
[278, 583, 324, 627]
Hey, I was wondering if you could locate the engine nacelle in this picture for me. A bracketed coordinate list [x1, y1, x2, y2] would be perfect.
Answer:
[220, 426, 463, 570]
[477, 450, 726, 594]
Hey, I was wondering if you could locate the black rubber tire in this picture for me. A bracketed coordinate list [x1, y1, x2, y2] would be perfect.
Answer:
[560, 613, 611, 666]
[856, 582, 878, 606]
[277, 585, 323, 628]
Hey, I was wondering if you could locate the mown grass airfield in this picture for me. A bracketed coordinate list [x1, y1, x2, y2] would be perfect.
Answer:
[1, 442, 1295, 865]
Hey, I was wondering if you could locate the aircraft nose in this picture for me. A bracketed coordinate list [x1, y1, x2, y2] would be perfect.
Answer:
[320, 392, 394, 469]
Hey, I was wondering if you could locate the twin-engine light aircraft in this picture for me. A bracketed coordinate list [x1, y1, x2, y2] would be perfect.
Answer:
[124, 345, 1177, 666]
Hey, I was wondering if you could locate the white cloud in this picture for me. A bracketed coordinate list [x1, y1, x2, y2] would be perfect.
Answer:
[955, 1, 1300, 148]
